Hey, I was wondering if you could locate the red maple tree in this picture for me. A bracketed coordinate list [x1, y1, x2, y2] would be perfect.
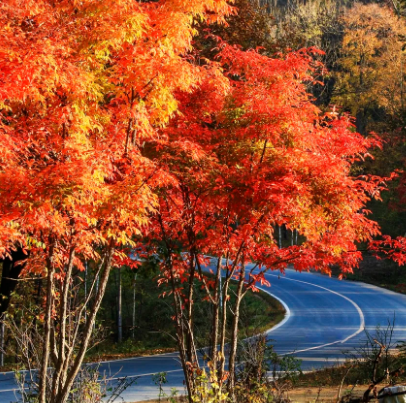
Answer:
[146, 42, 390, 397]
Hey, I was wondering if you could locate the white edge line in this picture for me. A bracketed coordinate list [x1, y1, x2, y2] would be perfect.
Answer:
[0, 352, 180, 376]
[259, 288, 291, 335]
[0, 370, 186, 395]
[266, 274, 365, 355]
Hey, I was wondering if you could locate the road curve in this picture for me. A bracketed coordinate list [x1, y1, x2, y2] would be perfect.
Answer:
[1, 267, 406, 402]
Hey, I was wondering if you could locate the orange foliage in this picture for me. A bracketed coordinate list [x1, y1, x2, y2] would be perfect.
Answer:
[0, 0, 233, 271]
[148, 42, 387, 291]
[0, 0, 401, 284]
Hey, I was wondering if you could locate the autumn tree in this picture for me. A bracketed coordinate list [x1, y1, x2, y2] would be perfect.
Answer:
[0, 0, 233, 402]
[273, 0, 345, 55]
[144, 37, 390, 400]
[194, 0, 277, 59]
[332, 3, 406, 134]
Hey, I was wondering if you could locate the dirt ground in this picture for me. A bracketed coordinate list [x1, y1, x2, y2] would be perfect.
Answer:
[136, 385, 368, 402]
[288, 385, 365, 402]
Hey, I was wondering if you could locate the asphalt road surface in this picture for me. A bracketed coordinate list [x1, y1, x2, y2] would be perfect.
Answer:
[1, 266, 406, 402]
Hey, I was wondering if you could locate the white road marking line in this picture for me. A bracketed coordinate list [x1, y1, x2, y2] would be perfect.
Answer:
[0, 369, 186, 395]
[261, 290, 291, 335]
[266, 273, 365, 355]
[0, 352, 181, 376]
[107, 368, 184, 381]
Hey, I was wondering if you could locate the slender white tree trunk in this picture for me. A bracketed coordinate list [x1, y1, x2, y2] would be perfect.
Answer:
[56, 247, 114, 403]
[93, 269, 99, 333]
[132, 272, 137, 339]
[228, 261, 245, 401]
[39, 245, 56, 403]
[117, 268, 122, 343]
[84, 261, 88, 321]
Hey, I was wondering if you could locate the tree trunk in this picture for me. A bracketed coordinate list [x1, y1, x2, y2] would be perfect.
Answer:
[158, 211, 196, 402]
[55, 246, 114, 403]
[117, 268, 122, 343]
[51, 248, 75, 398]
[227, 261, 245, 401]
[84, 261, 88, 322]
[170, 269, 194, 402]
[38, 245, 56, 403]
[210, 256, 222, 371]
[94, 269, 99, 332]
[186, 254, 196, 365]
[218, 273, 230, 382]
[132, 272, 137, 339]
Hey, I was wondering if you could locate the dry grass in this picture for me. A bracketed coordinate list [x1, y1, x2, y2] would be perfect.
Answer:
[133, 385, 370, 403]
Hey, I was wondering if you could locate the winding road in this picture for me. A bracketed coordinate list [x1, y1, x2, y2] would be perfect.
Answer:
[1, 266, 406, 402]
